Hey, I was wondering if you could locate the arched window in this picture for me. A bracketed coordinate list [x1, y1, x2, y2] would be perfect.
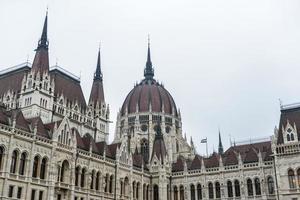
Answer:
[153, 185, 159, 200]
[10, 150, 18, 173]
[247, 179, 253, 196]
[227, 181, 233, 197]
[109, 175, 113, 193]
[179, 185, 184, 200]
[288, 169, 296, 189]
[96, 171, 100, 190]
[75, 166, 80, 186]
[0, 146, 4, 170]
[19, 152, 26, 175]
[234, 180, 241, 197]
[291, 133, 294, 141]
[140, 139, 148, 160]
[267, 177, 274, 194]
[254, 178, 261, 195]
[174, 186, 178, 200]
[190, 184, 195, 200]
[215, 182, 221, 198]
[297, 169, 300, 188]
[136, 182, 140, 199]
[197, 184, 202, 200]
[287, 134, 291, 141]
[90, 170, 95, 189]
[60, 160, 69, 182]
[208, 182, 214, 199]
[104, 174, 109, 192]
[81, 168, 86, 187]
[40, 157, 47, 179]
[32, 156, 39, 178]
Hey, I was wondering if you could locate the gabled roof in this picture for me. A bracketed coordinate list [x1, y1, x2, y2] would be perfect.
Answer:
[189, 155, 202, 170]
[172, 156, 185, 172]
[277, 107, 300, 144]
[27, 117, 51, 139]
[204, 152, 220, 168]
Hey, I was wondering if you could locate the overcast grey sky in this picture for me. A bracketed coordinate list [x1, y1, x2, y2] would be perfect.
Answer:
[1, 0, 300, 155]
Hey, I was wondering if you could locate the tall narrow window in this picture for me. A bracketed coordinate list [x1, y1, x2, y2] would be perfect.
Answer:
[75, 167, 80, 186]
[153, 185, 159, 200]
[179, 185, 184, 200]
[60, 160, 69, 183]
[90, 170, 95, 189]
[288, 169, 296, 189]
[10, 150, 18, 173]
[40, 157, 47, 179]
[0, 146, 4, 170]
[96, 171, 100, 190]
[174, 186, 178, 200]
[247, 179, 253, 196]
[136, 182, 140, 199]
[19, 152, 26, 175]
[32, 156, 39, 178]
[215, 182, 221, 198]
[297, 169, 300, 188]
[109, 175, 113, 193]
[254, 178, 261, 195]
[81, 168, 86, 188]
[197, 184, 202, 200]
[208, 182, 214, 199]
[227, 181, 233, 197]
[8, 185, 14, 198]
[31, 189, 36, 200]
[190, 184, 195, 200]
[234, 180, 241, 197]
[267, 177, 274, 194]
[104, 174, 108, 192]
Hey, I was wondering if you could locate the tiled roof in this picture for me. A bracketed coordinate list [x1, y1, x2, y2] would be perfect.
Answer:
[27, 117, 51, 139]
[189, 155, 202, 170]
[121, 79, 177, 116]
[204, 153, 220, 168]
[172, 156, 185, 172]
[277, 107, 300, 144]
[89, 80, 105, 106]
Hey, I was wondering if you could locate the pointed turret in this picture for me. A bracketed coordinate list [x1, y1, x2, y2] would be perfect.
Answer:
[218, 129, 224, 154]
[144, 37, 154, 79]
[31, 12, 49, 75]
[89, 47, 105, 107]
[151, 120, 167, 164]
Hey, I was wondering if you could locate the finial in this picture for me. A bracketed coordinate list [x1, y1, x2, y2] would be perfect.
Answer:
[144, 36, 154, 79]
[94, 45, 103, 81]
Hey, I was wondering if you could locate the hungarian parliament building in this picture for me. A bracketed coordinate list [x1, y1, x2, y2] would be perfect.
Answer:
[0, 14, 299, 200]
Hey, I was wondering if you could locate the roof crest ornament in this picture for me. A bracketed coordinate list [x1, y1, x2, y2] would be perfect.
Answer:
[144, 35, 154, 80]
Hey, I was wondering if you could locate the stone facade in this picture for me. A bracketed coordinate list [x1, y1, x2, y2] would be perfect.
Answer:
[0, 14, 299, 200]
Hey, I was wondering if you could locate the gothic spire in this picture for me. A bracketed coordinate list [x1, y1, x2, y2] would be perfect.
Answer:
[31, 12, 49, 74]
[218, 129, 224, 154]
[94, 46, 103, 81]
[37, 11, 48, 49]
[144, 36, 154, 79]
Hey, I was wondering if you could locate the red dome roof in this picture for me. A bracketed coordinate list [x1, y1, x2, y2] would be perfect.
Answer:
[121, 78, 177, 116]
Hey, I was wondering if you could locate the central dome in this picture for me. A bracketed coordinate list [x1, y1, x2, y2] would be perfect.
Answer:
[120, 42, 177, 117]
[121, 78, 177, 116]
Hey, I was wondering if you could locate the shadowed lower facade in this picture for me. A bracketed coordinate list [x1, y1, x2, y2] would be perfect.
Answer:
[0, 14, 299, 200]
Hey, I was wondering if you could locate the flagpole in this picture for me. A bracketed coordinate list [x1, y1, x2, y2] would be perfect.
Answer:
[206, 137, 208, 157]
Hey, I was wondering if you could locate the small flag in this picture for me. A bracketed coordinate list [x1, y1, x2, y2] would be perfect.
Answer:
[201, 138, 207, 143]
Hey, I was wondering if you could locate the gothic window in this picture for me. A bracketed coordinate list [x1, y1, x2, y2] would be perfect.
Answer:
[32, 156, 39, 178]
[190, 184, 195, 200]
[234, 180, 241, 197]
[208, 182, 214, 199]
[247, 179, 253, 196]
[140, 139, 148, 159]
[287, 134, 291, 141]
[254, 178, 261, 195]
[297, 169, 300, 188]
[215, 182, 221, 198]
[136, 182, 140, 199]
[288, 169, 296, 189]
[60, 160, 69, 183]
[81, 168, 86, 187]
[267, 176, 275, 194]
[10, 150, 18, 173]
[176, 141, 179, 153]
[19, 152, 26, 175]
[0, 146, 4, 170]
[90, 170, 95, 189]
[197, 184, 202, 200]
[179, 185, 184, 200]
[75, 166, 80, 186]
[40, 157, 47, 179]
[174, 186, 178, 200]
[291, 133, 295, 141]
[153, 185, 159, 200]
[227, 180, 233, 197]
[109, 175, 113, 193]
[105, 174, 109, 192]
